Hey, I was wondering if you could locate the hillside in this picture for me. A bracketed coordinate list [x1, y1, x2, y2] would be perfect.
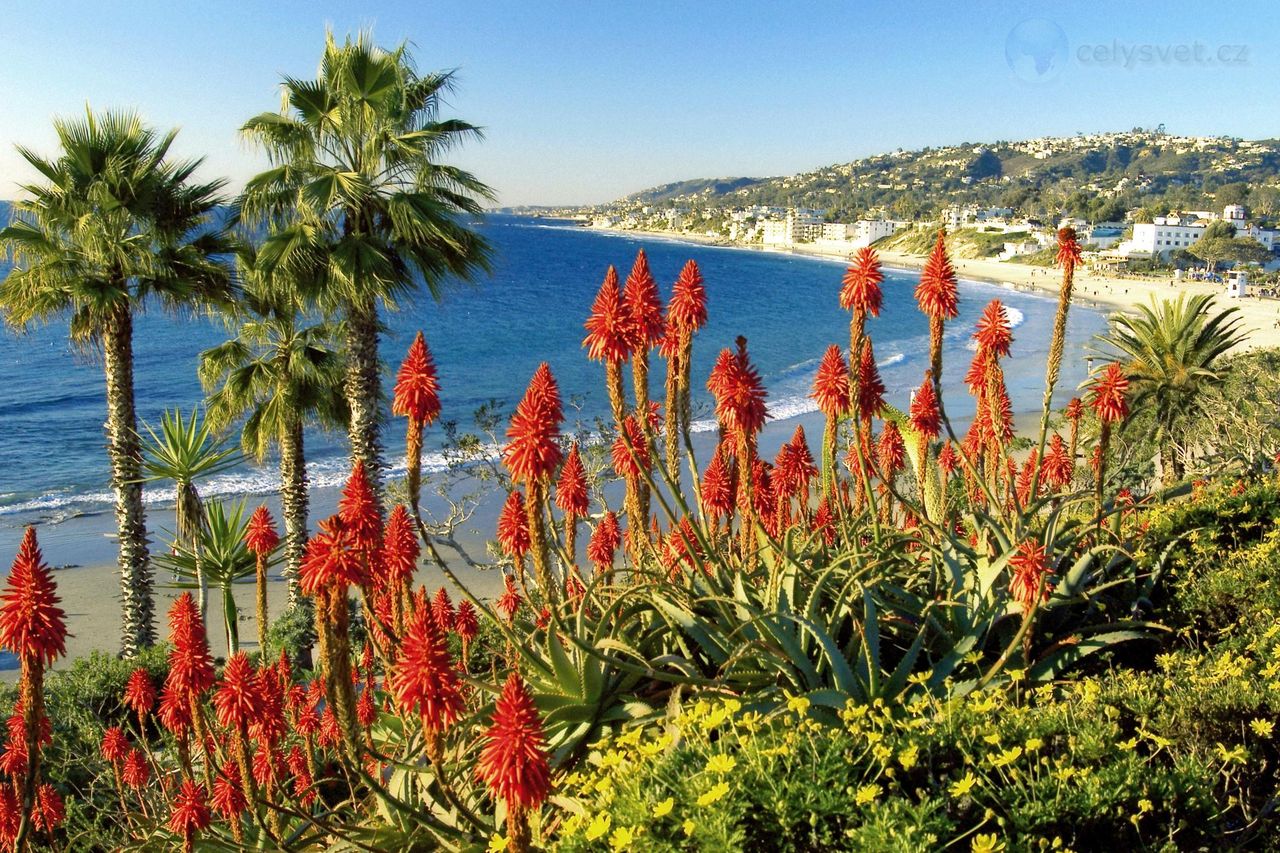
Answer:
[597, 130, 1280, 224]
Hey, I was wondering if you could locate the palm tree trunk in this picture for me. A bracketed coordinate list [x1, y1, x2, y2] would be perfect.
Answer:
[102, 303, 154, 656]
[278, 416, 309, 609]
[344, 299, 384, 494]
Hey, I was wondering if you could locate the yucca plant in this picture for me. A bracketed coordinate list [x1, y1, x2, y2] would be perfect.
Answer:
[156, 499, 259, 654]
[142, 407, 240, 621]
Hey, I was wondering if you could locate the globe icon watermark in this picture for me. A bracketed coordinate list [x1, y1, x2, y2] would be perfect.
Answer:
[1005, 18, 1068, 83]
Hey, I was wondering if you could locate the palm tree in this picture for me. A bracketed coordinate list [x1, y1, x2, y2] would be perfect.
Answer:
[1095, 293, 1245, 485]
[238, 30, 493, 493]
[0, 109, 233, 655]
[141, 408, 240, 621]
[199, 243, 348, 607]
[157, 499, 259, 655]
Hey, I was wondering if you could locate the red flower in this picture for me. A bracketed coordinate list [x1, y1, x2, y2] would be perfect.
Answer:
[622, 249, 665, 351]
[915, 230, 959, 320]
[0, 787, 15, 845]
[432, 586, 455, 631]
[1009, 540, 1053, 610]
[1090, 363, 1129, 424]
[701, 446, 736, 518]
[156, 682, 192, 735]
[213, 652, 261, 731]
[455, 600, 479, 642]
[667, 259, 708, 334]
[244, 505, 280, 557]
[211, 766, 247, 819]
[392, 331, 442, 425]
[356, 684, 377, 728]
[583, 266, 633, 364]
[166, 593, 214, 696]
[812, 498, 836, 546]
[32, 783, 64, 834]
[811, 344, 851, 418]
[101, 726, 129, 764]
[497, 491, 531, 559]
[610, 414, 651, 479]
[877, 422, 906, 475]
[587, 511, 621, 572]
[299, 516, 370, 595]
[775, 425, 817, 500]
[0, 527, 67, 665]
[938, 443, 959, 475]
[249, 663, 286, 745]
[1056, 227, 1082, 268]
[855, 339, 886, 422]
[496, 576, 523, 623]
[503, 364, 564, 483]
[973, 300, 1013, 358]
[476, 672, 551, 810]
[555, 443, 590, 519]
[1064, 397, 1084, 423]
[908, 371, 941, 440]
[339, 461, 383, 552]
[1042, 434, 1075, 489]
[839, 247, 884, 316]
[168, 779, 211, 836]
[707, 338, 768, 438]
[382, 504, 420, 591]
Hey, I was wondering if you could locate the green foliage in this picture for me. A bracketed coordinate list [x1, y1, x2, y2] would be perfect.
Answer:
[265, 600, 319, 663]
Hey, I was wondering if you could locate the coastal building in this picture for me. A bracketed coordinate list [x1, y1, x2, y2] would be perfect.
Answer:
[761, 210, 824, 245]
[1117, 205, 1277, 259]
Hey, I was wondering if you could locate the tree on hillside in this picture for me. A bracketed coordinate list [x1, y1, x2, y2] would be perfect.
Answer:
[239, 31, 493, 493]
[0, 109, 233, 656]
[1188, 221, 1272, 272]
[1095, 293, 1245, 486]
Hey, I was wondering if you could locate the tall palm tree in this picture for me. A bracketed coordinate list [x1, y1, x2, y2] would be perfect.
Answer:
[200, 243, 348, 607]
[1095, 293, 1245, 485]
[238, 30, 493, 493]
[0, 109, 233, 655]
[141, 408, 240, 620]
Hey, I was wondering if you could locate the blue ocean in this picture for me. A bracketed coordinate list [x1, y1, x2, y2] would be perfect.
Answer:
[0, 214, 1107, 534]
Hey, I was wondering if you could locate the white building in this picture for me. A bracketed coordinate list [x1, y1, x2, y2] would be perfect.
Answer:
[1118, 205, 1277, 259]
[761, 210, 824, 245]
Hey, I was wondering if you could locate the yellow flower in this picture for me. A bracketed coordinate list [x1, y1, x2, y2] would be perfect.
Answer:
[949, 771, 979, 797]
[983, 733, 1001, 746]
[898, 745, 920, 770]
[1006, 668, 1026, 683]
[1138, 798, 1153, 814]
[585, 813, 612, 842]
[487, 833, 509, 852]
[609, 826, 637, 850]
[855, 783, 882, 805]
[682, 819, 696, 837]
[1117, 737, 1138, 752]
[872, 744, 892, 764]
[989, 746, 1023, 768]
[971, 832, 1006, 853]
[697, 781, 731, 807]
[1250, 718, 1274, 738]
[706, 754, 737, 775]
[600, 749, 626, 770]
[653, 797, 674, 818]
[1216, 742, 1248, 765]
[787, 695, 811, 716]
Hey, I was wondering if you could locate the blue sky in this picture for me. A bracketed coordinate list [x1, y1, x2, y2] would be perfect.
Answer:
[1, 1, 1277, 206]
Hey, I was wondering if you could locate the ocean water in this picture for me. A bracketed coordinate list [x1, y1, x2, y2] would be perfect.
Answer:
[0, 215, 1107, 533]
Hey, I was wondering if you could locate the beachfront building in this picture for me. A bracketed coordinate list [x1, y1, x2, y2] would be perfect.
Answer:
[761, 210, 824, 245]
[1117, 205, 1277, 259]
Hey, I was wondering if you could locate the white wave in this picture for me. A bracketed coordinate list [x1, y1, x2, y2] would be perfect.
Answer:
[878, 352, 906, 368]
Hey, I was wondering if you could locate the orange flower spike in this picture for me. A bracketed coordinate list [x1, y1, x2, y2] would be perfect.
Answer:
[1056, 226, 1083, 268]
[582, 266, 632, 364]
[811, 344, 851, 418]
[502, 364, 564, 484]
[908, 371, 942, 441]
[1009, 539, 1053, 610]
[839, 246, 884, 317]
[477, 672, 551, 810]
[973, 300, 1013, 358]
[497, 491, 532, 559]
[707, 338, 768, 438]
[213, 652, 261, 731]
[123, 668, 156, 717]
[244, 505, 280, 556]
[610, 414, 652, 479]
[555, 443, 590, 519]
[622, 248, 666, 352]
[667, 259, 708, 334]
[1090, 363, 1130, 424]
[915, 229, 959, 321]
[0, 527, 67, 666]
[338, 462, 383, 552]
[298, 516, 370, 595]
[382, 505, 421, 591]
[390, 610, 465, 734]
[392, 331, 442, 426]
[587, 511, 621, 571]
[877, 421, 906, 475]
[855, 339, 886, 422]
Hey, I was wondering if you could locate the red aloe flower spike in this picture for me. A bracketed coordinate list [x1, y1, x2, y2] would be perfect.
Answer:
[811, 344, 851, 418]
[610, 414, 652, 480]
[339, 462, 383, 553]
[839, 246, 884, 317]
[391, 609, 465, 734]
[1065, 397, 1084, 422]
[915, 229, 959, 321]
[667, 259, 708, 334]
[700, 446, 736, 519]
[582, 266, 633, 365]
[1090, 362, 1130, 424]
[32, 783, 63, 834]
[477, 672, 551, 813]
[1009, 539, 1053, 610]
[382, 504, 420, 592]
[122, 747, 150, 788]
[1056, 227, 1082, 269]
[587, 511, 621, 572]
[431, 586, 455, 631]
[622, 248, 666, 352]
[392, 331, 443, 426]
[298, 516, 369, 595]
[973, 300, 1013, 358]
[554, 443, 590, 519]
[908, 371, 941, 441]
[168, 779, 211, 853]
[0, 527, 68, 666]
[101, 727, 129, 764]
[455, 600, 479, 642]
[503, 364, 564, 484]
[938, 443, 959, 476]
[1043, 433, 1075, 489]
[244, 505, 280, 556]
[877, 421, 906, 476]
[855, 339, 886, 422]
[211, 766, 248, 819]
[497, 491, 531, 559]
[706, 339, 768, 439]
[166, 592, 215, 696]
[495, 574, 522, 623]
[213, 652, 261, 731]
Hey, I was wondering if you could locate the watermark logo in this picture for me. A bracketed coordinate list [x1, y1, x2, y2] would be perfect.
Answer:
[1005, 18, 1069, 83]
